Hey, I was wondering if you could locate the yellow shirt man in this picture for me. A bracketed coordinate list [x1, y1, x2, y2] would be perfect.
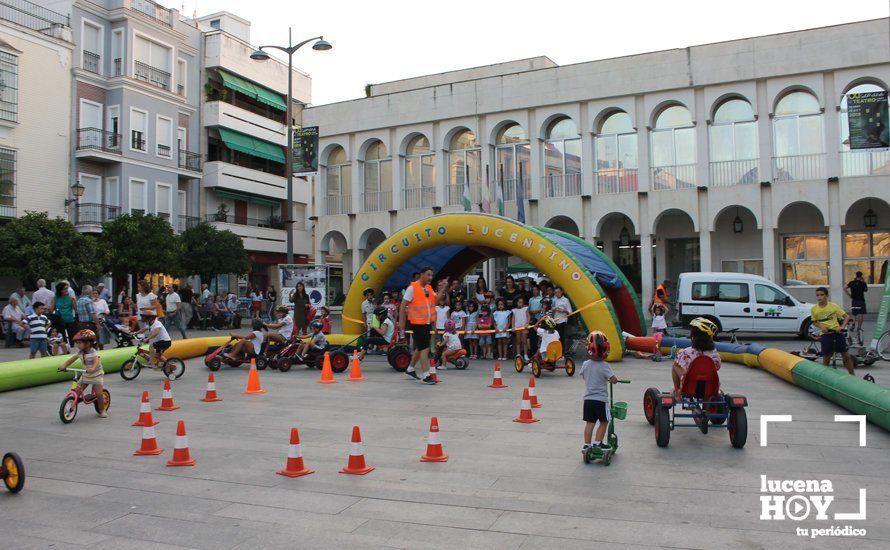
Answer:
[810, 302, 846, 333]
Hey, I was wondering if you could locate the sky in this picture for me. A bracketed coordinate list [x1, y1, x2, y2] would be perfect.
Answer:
[182, 0, 889, 106]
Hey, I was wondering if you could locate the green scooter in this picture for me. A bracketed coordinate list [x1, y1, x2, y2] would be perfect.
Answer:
[584, 379, 630, 466]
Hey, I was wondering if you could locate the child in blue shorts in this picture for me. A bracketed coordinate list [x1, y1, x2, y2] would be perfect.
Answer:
[580, 331, 618, 453]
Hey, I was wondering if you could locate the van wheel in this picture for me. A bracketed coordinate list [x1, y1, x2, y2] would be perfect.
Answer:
[798, 319, 812, 339]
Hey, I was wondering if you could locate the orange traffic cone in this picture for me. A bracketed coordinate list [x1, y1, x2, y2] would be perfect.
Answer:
[513, 388, 540, 424]
[132, 390, 159, 426]
[347, 350, 364, 381]
[276, 427, 314, 478]
[420, 416, 448, 462]
[156, 378, 179, 411]
[317, 352, 337, 384]
[428, 361, 441, 383]
[339, 426, 374, 475]
[200, 373, 222, 402]
[488, 363, 507, 388]
[244, 358, 266, 394]
[528, 376, 541, 408]
[133, 424, 163, 456]
[166, 420, 196, 467]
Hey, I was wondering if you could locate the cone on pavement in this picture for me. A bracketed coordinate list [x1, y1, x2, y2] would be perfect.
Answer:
[156, 378, 179, 411]
[276, 427, 314, 478]
[347, 350, 364, 381]
[133, 424, 163, 455]
[317, 352, 337, 384]
[339, 426, 374, 475]
[420, 416, 448, 462]
[488, 363, 507, 388]
[513, 388, 540, 424]
[527, 376, 541, 408]
[200, 373, 222, 402]
[166, 420, 196, 467]
[244, 358, 266, 394]
[132, 390, 159, 426]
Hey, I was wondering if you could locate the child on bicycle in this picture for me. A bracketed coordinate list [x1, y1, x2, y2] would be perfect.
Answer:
[580, 331, 617, 453]
[296, 319, 327, 361]
[435, 319, 463, 368]
[225, 319, 267, 360]
[134, 308, 172, 368]
[57, 329, 107, 418]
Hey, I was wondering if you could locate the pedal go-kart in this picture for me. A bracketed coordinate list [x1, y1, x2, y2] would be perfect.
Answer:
[1, 451, 24, 493]
[205, 336, 286, 371]
[59, 368, 111, 424]
[642, 356, 747, 448]
[432, 347, 469, 370]
[274, 345, 350, 373]
[329, 332, 412, 372]
[514, 340, 575, 377]
[584, 379, 630, 466]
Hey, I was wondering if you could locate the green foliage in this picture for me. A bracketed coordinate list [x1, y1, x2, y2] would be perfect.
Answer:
[98, 213, 182, 279]
[0, 211, 103, 285]
[179, 222, 249, 283]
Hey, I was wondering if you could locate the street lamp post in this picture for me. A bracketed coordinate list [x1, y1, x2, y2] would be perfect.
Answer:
[250, 29, 331, 265]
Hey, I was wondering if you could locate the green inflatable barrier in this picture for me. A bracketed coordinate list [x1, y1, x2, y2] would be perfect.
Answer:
[791, 359, 890, 432]
[0, 347, 136, 393]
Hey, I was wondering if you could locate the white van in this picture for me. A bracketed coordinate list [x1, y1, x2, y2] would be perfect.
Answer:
[677, 272, 812, 336]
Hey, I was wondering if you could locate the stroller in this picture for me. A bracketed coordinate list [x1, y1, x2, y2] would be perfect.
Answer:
[104, 317, 136, 348]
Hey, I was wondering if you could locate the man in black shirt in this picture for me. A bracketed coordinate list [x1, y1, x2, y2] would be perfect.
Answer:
[845, 271, 868, 345]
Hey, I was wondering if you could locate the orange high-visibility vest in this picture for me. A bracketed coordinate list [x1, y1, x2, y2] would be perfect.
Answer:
[406, 280, 436, 325]
[653, 283, 668, 306]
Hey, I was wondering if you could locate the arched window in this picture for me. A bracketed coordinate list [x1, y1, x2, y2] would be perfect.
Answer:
[447, 129, 481, 206]
[543, 117, 581, 197]
[839, 82, 888, 176]
[709, 98, 758, 185]
[495, 123, 530, 201]
[773, 90, 823, 181]
[325, 146, 351, 215]
[595, 111, 637, 193]
[403, 135, 435, 208]
[361, 140, 391, 212]
[650, 104, 696, 189]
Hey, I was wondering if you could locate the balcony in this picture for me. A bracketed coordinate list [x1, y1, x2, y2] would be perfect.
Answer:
[651, 164, 696, 190]
[157, 144, 171, 158]
[708, 159, 758, 187]
[206, 214, 298, 254]
[0, 204, 14, 218]
[596, 169, 638, 194]
[324, 194, 352, 216]
[362, 191, 392, 213]
[502, 177, 531, 201]
[772, 153, 825, 182]
[202, 161, 291, 202]
[134, 60, 170, 90]
[73, 203, 121, 230]
[207, 213, 284, 230]
[75, 128, 122, 161]
[840, 150, 890, 177]
[179, 149, 201, 172]
[404, 187, 435, 209]
[177, 215, 200, 233]
[113, 57, 122, 76]
[203, 101, 287, 146]
[0, 0, 69, 36]
[445, 184, 463, 206]
[542, 173, 582, 198]
[82, 51, 100, 74]
[129, 0, 172, 27]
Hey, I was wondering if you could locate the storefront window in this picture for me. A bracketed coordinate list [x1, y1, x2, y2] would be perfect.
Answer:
[844, 231, 890, 284]
[782, 234, 829, 285]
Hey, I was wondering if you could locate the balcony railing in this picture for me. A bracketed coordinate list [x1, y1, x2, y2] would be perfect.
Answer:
[177, 84, 185, 96]
[179, 149, 201, 172]
[134, 60, 171, 90]
[324, 194, 352, 216]
[362, 190, 392, 213]
[772, 153, 825, 182]
[157, 144, 171, 157]
[708, 159, 759, 187]
[131, 131, 146, 151]
[651, 164, 696, 190]
[131, 0, 172, 27]
[0, 0, 69, 35]
[177, 215, 200, 232]
[207, 214, 285, 229]
[542, 173, 582, 198]
[113, 57, 122, 76]
[596, 169, 638, 194]
[840, 150, 890, 177]
[445, 183, 463, 206]
[501, 177, 531, 202]
[404, 187, 435, 209]
[76, 128, 121, 155]
[82, 51, 100, 74]
[0, 204, 14, 218]
[73, 203, 121, 226]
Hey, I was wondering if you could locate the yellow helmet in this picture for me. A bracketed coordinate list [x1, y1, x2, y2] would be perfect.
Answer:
[689, 317, 718, 338]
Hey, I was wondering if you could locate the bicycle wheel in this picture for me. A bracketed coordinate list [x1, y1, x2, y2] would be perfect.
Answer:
[59, 395, 77, 423]
[878, 331, 890, 362]
[163, 358, 186, 380]
[119, 358, 141, 380]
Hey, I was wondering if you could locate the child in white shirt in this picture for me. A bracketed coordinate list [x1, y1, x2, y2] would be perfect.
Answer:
[511, 296, 530, 360]
[435, 295, 450, 332]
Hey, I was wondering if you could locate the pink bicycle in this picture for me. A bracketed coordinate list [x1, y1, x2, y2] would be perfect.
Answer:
[59, 368, 111, 424]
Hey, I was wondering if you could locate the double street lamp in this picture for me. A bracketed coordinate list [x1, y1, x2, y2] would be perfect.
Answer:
[250, 30, 331, 265]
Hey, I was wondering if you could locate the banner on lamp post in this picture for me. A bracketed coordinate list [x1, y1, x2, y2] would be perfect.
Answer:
[846, 91, 889, 150]
[292, 126, 319, 175]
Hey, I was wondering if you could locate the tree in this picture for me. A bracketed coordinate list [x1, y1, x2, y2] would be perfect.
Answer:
[179, 222, 249, 283]
[98, 213, 182, 283]
[0, 211, 103, 286]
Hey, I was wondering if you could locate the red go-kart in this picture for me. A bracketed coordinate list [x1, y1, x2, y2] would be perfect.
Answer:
[643, 356, 748, 448]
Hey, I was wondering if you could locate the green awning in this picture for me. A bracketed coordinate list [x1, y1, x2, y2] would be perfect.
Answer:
[218, 69, 287, 112]
[506, 261, 539, 274]
[215, 189, 281, 207]
[217, 127, 286, 164]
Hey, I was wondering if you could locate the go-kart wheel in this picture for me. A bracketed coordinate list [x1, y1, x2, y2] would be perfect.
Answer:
[514, 356, 524, 373]
[728, 408, 748, 448]
[277, 358, 293, 373]
[255, 356, 268, 370]
[655, 405, 670, 447]
[564, 357, 575, 376]
[388, 348, 411, 372]
[94, 389, 111, 415]
[531, 359, 542, 378]
[329, 351, 349, 373]
[454, 357, 469, 370]
[2, 452, 25, 493]
[119, 358, 140, 380]
[59, 395, 77, 424]
[206, 357, 222, 372]
[165, 358, 186, 379]
[643, 388, 660, 425]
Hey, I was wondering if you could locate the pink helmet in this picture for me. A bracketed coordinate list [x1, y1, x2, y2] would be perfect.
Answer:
[444, 319, 456, 333]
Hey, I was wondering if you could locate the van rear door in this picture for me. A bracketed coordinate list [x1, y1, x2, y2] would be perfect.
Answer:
[688, 281, 753, 331]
